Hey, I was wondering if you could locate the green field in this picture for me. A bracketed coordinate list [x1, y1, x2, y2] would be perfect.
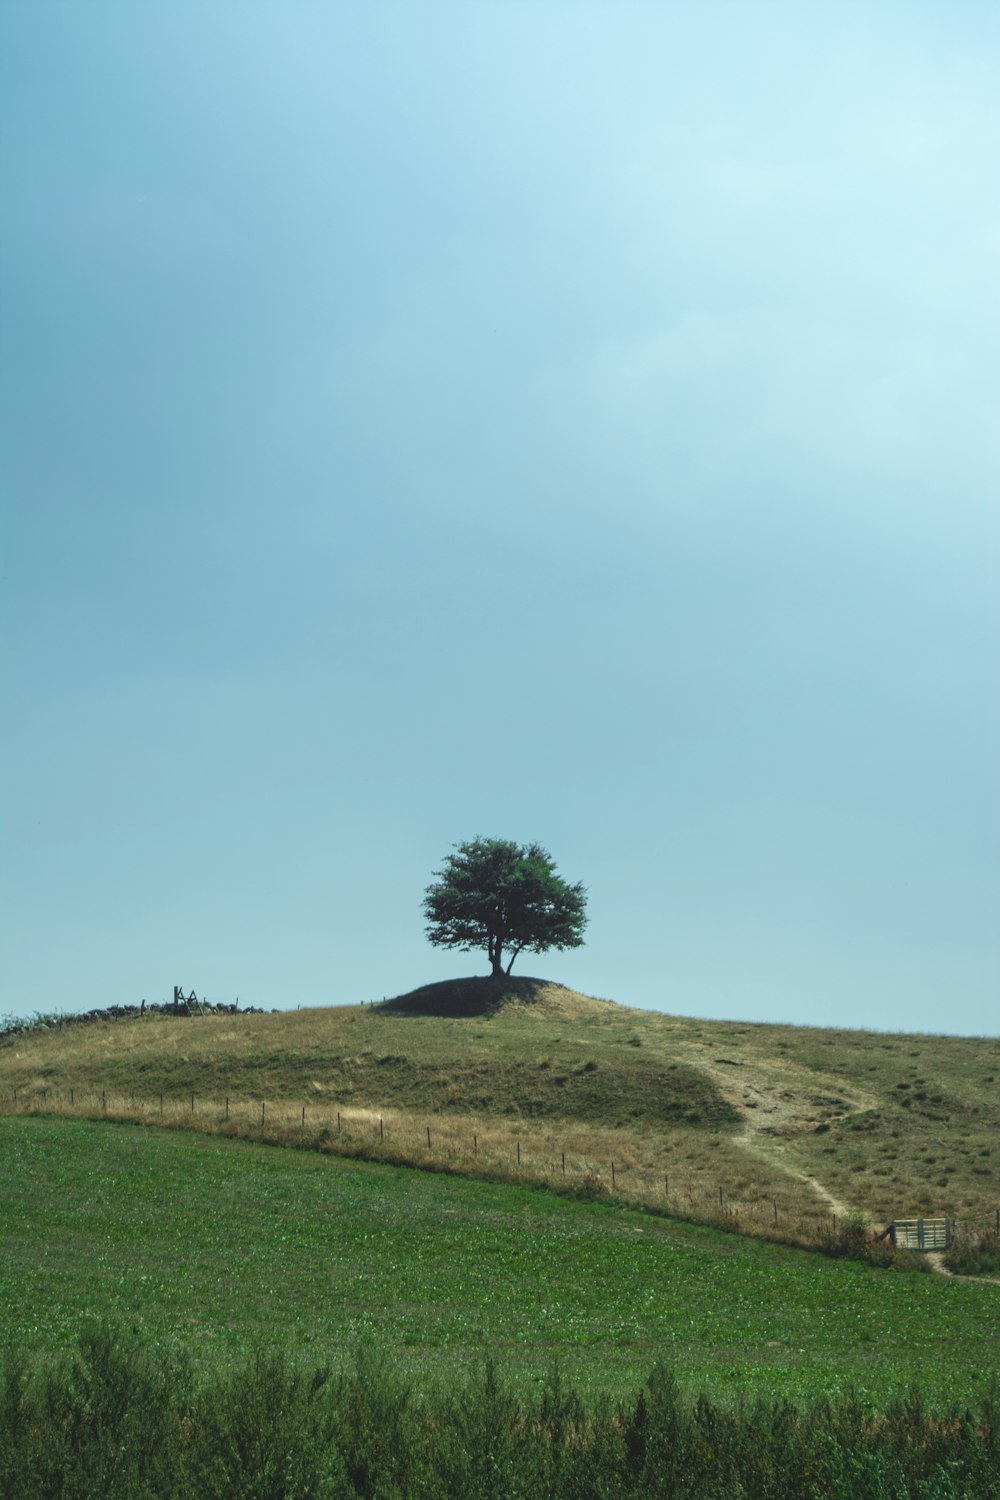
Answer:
[3, 1116, 997, 1404]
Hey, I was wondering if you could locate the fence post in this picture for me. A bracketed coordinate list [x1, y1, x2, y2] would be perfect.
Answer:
[379, 1117, 383, 1142]
[337, 1111, 341, 1132]
[302, 1105, 306, 1127]
[191, 1094, 195, 1113]
[719, 1185, 724, 1212]
[516, 1140, 521, 1166]
[474, 1133, 478, 1156]
[664, 1175, 669, 1196]
[426, 1126, 431, 1149]
[160, 1093, 163, 1114]
[225, 1097, 229, 1120]
[611, 1160, 616, 1188]
[773, 1200, 778, 1222]
[70, 1088, 74, 1106]
[261, 1101, 265, 1126]
[562, 1151, 566, 1175]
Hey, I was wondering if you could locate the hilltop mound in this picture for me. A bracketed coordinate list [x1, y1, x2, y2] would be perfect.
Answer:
[378, 976, 612, 1019]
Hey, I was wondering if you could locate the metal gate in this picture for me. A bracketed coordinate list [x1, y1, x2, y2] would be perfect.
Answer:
[891, 1217, 952, 1250]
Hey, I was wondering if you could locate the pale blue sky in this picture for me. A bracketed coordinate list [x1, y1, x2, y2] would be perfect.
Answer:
[2, 2, 997, 1033]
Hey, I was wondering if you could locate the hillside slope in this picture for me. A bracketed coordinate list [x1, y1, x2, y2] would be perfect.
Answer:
[2, 979, 998, 1238]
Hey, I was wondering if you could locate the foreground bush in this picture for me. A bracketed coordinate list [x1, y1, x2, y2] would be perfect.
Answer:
[1, 1326, 997, 1498]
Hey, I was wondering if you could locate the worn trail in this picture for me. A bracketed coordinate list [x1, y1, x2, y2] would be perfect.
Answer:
[703, 1058, 999, 1284]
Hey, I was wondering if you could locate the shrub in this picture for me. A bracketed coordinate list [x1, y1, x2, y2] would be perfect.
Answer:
[185, 1349, 352, 1499]
[943, 1227, 1000, 1278]
[2, 1322, 188, 1500]
[2, 1327, 998, 1498]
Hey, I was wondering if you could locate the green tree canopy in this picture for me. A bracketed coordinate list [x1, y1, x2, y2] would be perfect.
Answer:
[423, 837, 587, 978]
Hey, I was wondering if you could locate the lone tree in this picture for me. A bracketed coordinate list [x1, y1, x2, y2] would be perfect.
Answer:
[423, 837, 587, 979]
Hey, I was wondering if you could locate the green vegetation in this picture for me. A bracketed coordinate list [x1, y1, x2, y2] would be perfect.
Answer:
[424, 838, 587, 977]
[2, 1117, 997, 1404]
[3, 1325, 998, 1499]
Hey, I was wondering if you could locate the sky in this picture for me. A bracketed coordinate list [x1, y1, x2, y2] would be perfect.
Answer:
[1, 2, 997, 1035]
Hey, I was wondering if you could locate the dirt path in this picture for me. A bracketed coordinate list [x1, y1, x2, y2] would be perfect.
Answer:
[737, 1119, 998, 1283]
[926, 1251, 1000, 1287]
[730, 1120, 856, 1220]
[706, 1063, 860, 1223]
[708, 1063, 995, 1281]
[775, 1160, 853, 1222]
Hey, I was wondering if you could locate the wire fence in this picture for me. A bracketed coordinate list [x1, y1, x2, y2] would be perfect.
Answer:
[3, 1084, 997, 1245]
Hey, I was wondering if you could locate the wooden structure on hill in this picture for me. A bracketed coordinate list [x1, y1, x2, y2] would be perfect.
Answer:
[173, 986, 205, 1014]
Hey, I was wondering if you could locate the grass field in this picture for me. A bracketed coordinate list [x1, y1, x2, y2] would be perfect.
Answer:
[3, 979, 998, 1253]
[3, 1115, 998, 1404]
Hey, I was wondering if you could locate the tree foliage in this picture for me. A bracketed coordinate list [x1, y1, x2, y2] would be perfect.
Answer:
[423, 837, 587, 978]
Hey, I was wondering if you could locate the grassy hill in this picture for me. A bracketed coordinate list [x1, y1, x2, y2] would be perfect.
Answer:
[3, 984, 1000, 1475]
[2, 978, 998, 1247]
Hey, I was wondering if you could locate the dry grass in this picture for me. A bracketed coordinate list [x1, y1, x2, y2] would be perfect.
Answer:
[0, 1088, 821, 1242]
[3, 978, 998, 1250]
